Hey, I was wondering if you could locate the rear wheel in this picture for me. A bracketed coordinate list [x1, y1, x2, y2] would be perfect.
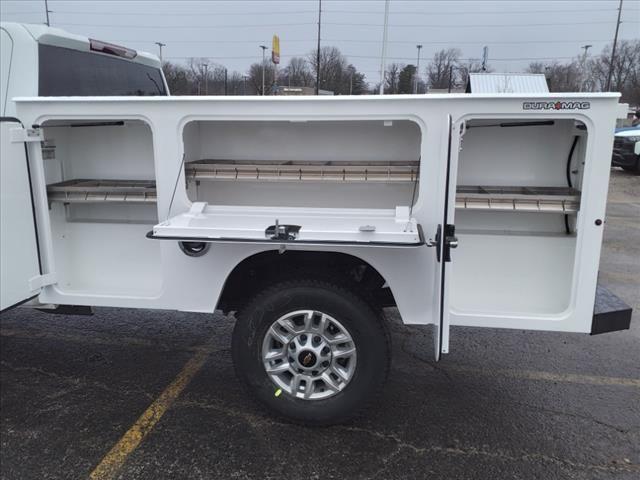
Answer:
[232, 278, 390, 425]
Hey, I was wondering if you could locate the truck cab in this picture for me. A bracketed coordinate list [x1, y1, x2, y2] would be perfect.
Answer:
[1, 22, 167, 312]
[0, 22, 167, 117]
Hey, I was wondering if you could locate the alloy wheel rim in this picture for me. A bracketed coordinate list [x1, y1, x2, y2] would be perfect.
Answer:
[261, 310, 357, 400]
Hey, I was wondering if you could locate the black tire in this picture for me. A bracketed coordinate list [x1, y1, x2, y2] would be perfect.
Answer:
[621, 155, 640, 174]
[231, 278, 390, 426]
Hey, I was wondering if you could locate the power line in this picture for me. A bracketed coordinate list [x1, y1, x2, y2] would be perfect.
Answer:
[44, 9, 318, 16]
[5, 7, 635, 16]
[324, 20, 639, 28]
[55, 22, 316, 28]
[325, 8, 638, 15]
[50, 20, 638, 29]
[323, 38, 619, 45]
[166, 54, 306, 60]
[161, 54, 594, 63]
[0, 11, 43, 15]
[112, 36, 631, 46]
[116, 39, 315, 44]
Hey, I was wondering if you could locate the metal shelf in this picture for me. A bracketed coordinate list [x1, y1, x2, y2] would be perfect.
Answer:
[47, 179, 157, 204]
[185, 159, 420, 183]
[46, 177, 580, 214]
[456, 186, 580, 213]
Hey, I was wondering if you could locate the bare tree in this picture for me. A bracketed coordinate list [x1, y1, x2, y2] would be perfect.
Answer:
[280, 57, 314, 87]
[187, 58, 230, 95]
[308, 46, 348, 94]
[590, 40, 640, 97]
[527, 60, 582, 92]
[247, 61, 276, 95]
[457, 59, 491, 89]
[426, 48, 461, 90]
[162, 62, 191, 95]
[226, 71, 245, 95]
[384, 63, 403, 94]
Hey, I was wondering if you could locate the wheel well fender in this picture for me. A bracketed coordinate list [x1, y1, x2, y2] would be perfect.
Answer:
[216, 250, 397, 314]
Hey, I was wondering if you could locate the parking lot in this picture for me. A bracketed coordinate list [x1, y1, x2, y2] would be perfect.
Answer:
[1, 168, 638, 480]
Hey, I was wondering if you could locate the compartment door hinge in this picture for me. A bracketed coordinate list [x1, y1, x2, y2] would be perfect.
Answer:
[10, 127, 43, 143]
[29, 273, 57, 291]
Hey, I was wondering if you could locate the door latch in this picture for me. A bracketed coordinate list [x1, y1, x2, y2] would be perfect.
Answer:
[265, 219, 301, 241]
[427, 224, 458, 262]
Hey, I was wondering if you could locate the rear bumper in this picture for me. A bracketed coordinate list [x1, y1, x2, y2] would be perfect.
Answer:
[591, 285, 632, 335]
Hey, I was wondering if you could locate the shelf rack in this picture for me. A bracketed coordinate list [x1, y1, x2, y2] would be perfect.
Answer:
[456, 186, 580, 213]
[46, 179, 157, 204]
[184, 160, 421, 183]
[46, 174, 580, 214]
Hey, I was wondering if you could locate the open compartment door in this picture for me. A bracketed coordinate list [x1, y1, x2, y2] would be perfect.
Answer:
[432, 116, 462, 360]
[0, 119, 42, 310]
[150, 204, 424, 247]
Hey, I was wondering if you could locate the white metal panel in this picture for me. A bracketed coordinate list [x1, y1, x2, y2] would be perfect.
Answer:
[153, 204, 421, 245]
[0, 121, 41, 310]
[12, 93, 621, 338]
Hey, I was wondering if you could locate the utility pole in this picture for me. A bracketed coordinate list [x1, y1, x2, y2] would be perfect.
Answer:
[200, 63, 208, 95]
[606, 0, 624, 91]
[580, 44, 592, 92]
[315, 0, 322, 95]
[413, 44, 422, 94]
[378, 0, 390, 95]
[224, 68, 228, 96]
[448, 65, 454, 93]
[154, 42, 166, 63]
[260, 45, 268, 96]
[44, 0, 51, 26]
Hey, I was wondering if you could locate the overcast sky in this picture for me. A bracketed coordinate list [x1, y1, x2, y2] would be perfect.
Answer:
[1, 0, 639, 83]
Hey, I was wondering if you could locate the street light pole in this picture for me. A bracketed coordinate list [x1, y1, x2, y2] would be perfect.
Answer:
[315, 0, 322, 95]
[606, 0, 624, 91]
[378, 0, 390, 95]
[201, 63, 209, 95]
[260, 45, 268, 95]
[580, 44, 592, 91]
[154, 42, 166, 63]
[413, 44, 422, 94]
[44, 0, 51, 26]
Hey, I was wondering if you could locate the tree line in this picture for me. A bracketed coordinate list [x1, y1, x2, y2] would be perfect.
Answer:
[163, 46, 367, 96]
[163, 40, 639, 104]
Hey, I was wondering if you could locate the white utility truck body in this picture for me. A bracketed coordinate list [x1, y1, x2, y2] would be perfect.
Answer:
[0, 23, 632, 424]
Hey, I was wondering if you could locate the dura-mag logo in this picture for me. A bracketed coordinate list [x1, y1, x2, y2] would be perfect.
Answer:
[523, 101, 591, 110]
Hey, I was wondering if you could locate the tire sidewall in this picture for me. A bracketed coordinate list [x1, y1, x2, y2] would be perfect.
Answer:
[233, 282, 389, 424]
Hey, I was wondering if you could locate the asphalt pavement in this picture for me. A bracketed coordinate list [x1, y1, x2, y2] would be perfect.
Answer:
[1, 168, 638, 480]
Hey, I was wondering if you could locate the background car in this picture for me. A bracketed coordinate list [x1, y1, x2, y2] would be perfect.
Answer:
[612, 127, 640, 173]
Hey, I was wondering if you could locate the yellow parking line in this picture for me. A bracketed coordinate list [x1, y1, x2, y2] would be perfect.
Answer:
[89, 341, 216, 480]
[447, 365, 640, 388]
